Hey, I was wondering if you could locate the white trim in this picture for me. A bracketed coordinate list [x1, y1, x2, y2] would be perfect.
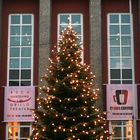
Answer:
[107, 13, 134, 84]
[109, 121, 133, 140]
[7, 14, 34, 86]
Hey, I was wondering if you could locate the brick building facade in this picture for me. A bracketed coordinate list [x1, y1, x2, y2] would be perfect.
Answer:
[0, 0, 140, 139]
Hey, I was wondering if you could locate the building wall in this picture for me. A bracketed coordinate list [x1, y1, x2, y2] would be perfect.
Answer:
[0, 0, 39, 139]
[102, 0, 140, 139]
[0, 0, 140, 139]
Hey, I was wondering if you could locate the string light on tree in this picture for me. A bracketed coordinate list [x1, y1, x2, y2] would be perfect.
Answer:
[31, 19, 109, 140]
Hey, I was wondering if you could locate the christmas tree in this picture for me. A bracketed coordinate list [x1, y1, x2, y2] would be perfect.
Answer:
[32, 21, 109, 140]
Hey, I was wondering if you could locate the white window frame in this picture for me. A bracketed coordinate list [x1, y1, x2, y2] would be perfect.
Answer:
[7, 14, 34, 86]
[57, 13, 84, 62]
[109, 121, 133, 140]
[107, 13, 134, 84]
[6, 122, 32, 140]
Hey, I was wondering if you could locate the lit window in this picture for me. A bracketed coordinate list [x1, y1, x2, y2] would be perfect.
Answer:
[7, 122, 31, 140]
[110, 121, 133, 140]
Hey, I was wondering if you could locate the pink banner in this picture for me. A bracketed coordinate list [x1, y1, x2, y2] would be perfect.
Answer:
[4, 86, 35, 122]
[106, 84, 136, 120]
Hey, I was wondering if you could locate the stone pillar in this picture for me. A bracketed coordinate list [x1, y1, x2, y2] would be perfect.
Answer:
[39, 0, 51, 82]
[89, 0, 103, 107]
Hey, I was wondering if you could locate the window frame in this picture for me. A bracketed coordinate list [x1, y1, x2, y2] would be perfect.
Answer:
[107, 13, 134, 84]
[7, 14, 34, 86]
[107, 13, 134, 140]
[6, 122, 32, 140]
[57, 13, 84, 62]
[109, 121, 133, 140]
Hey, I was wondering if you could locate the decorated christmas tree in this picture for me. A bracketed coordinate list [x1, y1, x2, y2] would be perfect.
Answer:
[31, 21, 109, 140]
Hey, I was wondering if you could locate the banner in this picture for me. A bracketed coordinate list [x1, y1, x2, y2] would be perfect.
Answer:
[106, 84, 136, 120]
[4, 86, 35, 122]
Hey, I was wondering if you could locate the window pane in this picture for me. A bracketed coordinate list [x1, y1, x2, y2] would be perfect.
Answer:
[112, 138, 121, 140]
[111, 80, 121, 84]
[21, 122, 30, 126]
[10, 59, 19, 68]
[9, 81, 19, 86]
[122, 69, 132, 79]
[10, 37, 20, 46]
[8, 127, 18, 139]
[21, 59, 31, 68]
[21, 81, 31, 86]
[10, 26, 20, 35]
[11, 15, 20, 24]
[110, 36, 120, 45]
[20, 127, 30, 137]
[122, 47, 131, 56]
[121, 15, 130, 23]
[110, 58, 120, 68]
[60, 25, 67, 33]
[21, 36, 31, 46]
[110, 15, 119, 23]
[110, 25, 119, 35]
[9, 70, 19, 79]
[22, 15, 31, 24]
[121, 36, 131, 45]
[124, 126, 133, 139]
[72, 15, 80, 24]
[110, 47, 120, 56]
[111, 69, 120, 79]
[10, 48, 20, 57]
[121, 25, 130, 34]
[60, 15, 69, 24]
[122, 58, 132, 68]
[112, 127, 122, 137]
[22, 26, 32, 35]
[73, 25, 81, 35]
[111, 121, 123, 125]
[122, 80, 132, 84]
[21, 47, 31, 57]
[21, 70, 31, 79]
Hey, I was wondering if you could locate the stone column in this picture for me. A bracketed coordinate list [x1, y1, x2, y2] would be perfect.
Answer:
[89, 0, 103, 107]
[39, 0, 51, 82]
